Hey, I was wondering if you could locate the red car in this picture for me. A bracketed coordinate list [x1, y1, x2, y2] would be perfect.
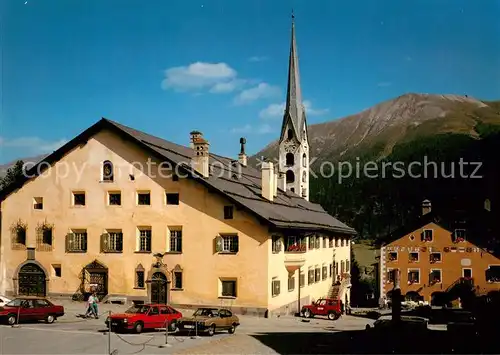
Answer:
[106, 304, 182, 333]
[0, 297, 65, 325]
[301, 298, 343, 320]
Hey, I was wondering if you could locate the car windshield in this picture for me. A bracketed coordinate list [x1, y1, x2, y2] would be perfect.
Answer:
[193, 308, 219, 317]
[125, 306, 149, 314]
[5, 299, 23, 307]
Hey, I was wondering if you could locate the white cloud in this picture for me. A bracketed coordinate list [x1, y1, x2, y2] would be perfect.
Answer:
[259, 100, 329, 118]
[209, 79, 246, 93]
[0, 136, 68, 154]
[161, 62, 239, 93]
[233, 83, 281, 105]
[248, 56, 268, 62]
[230, 124, 274, 135]
[377, 82, 392, 87]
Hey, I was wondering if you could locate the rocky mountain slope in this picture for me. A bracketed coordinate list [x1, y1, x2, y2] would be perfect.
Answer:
[251, 93, 500, 166]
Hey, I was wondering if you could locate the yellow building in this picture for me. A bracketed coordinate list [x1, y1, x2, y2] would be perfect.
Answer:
[0, 18, 356, 316]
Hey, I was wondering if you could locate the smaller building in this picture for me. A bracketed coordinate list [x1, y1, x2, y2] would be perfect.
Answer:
[379, 200, 500, 305]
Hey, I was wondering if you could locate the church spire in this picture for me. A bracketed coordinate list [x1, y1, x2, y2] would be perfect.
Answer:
[280, 12, 306, 141]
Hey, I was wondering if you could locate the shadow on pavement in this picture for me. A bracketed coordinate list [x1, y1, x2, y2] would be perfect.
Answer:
[250, 328, 499, 354]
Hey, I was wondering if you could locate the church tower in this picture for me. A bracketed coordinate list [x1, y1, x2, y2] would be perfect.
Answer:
[278, 14, 309, 200]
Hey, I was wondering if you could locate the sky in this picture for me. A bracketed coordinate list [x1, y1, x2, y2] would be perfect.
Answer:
[1, 0, 499, 163]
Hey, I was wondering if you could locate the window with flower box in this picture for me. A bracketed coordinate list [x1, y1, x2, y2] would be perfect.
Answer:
[429, 269, 441, 284]
[421, 229, 433, 242]
[388, 252, 398, 261]
[408, 269, 420, 284]
[430, 252, 441, 263]
[285, 236, 306, 252]
[409, 252, 419, 263]
[453, 229, 466, 243]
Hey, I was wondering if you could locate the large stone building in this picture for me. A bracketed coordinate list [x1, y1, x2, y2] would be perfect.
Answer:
[0, 17, 355, 315]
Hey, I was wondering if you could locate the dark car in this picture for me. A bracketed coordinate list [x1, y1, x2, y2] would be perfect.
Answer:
[177, 308, 240, 336]
[0, 297, 65, 325]
[106, 304, 183, 334]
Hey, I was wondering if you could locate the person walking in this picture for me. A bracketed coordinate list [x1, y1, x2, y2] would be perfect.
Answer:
[85, 293, 95, 318]
[91, 292, 99, 319]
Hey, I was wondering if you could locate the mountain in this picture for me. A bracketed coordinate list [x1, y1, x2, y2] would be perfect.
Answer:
[251, 93, 500, 167]
[0, 154, 48, 178]
[251, 93, 500, 240]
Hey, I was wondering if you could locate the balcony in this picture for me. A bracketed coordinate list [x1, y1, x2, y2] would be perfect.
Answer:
[284, 244, 306, 272]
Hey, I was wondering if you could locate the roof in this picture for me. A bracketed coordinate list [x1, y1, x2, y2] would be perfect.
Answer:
[0, 118, 356, 236]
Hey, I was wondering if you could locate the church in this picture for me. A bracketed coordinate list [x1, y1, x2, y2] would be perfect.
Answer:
[0, 17, 355, 316]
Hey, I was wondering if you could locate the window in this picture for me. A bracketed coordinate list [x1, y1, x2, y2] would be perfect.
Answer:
[302, 171, 306, 183]
[166, 193, 179, 205]
[322, 265, 327, 280]
[271, 279, 281, 297]
[102, 161, 114, 182]
[288, 275, 295, 291]
[224, 206, 234, 219]
[220, 235, 238, 253]
[285, 153, 294, 166]
[287, 129, 293, 140]
[453, 229, 466, 243]
[137, 192, 151, 205]
[315, 237, 320, 249]
[285, 236, 306, 252]
[108, 192, 121, 206]
[66, 230, 88, 252]
[169, 229, 182, 253]
[33, 197, 43, 210]
[73, 192, 86, 206]
[322, 237, 327, 248]
[302, 153, 307, 167]
[35, 299, 50, 307]
[408, 270, 420, 284]
[52, 264, 61, 277]
[340, 260, 345, 274]
[346, 259, 350, 273]
[309, 236, 315, 249]
[387, 268, 397, 283]
[36, 224, 53, 251]
[329, 263, 333, 277]
[308, 269, 314, 284]
[137, 228, 152, 252]
[101, 231, 123, 253]
[299, 272, 305, 287]
[290, 187, 295, 193]
[286, 170, 295, 183]
[221, 280, 237, 297]
[315, 267, 321, 282]
[430, 252, 441, 263]
[272, 236, 282, 253]
[463, 268, 472, 279]
[341, 238, 344, 247]
[329, 236, 333, 248]
[173, 271, 183, 289]
[486, 266, 500, 283]
[388, 252, 398, 261]
[409, 252, 419, 263]
[335, 238, 340, 247]
[135, 264, 145, 288]
[429, 269, 442, 284]
[422, 229, 433, 242]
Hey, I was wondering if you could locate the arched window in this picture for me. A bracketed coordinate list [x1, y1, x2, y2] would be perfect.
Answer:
[135, 264, 145, 288]
[286, 170, 295, 183]
[302, 171, 307, 183]
[285, 153, 294, 166]
[102, 161, 114, 182]
[302, 153, 307, 167]
[287, 129, 293, 140]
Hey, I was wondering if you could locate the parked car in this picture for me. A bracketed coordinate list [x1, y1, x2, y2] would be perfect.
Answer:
[0, 296, 12, 307]
[106, 304, 182, 334]
[365, 315, 429, 332]
[301, 298, 342, 320]
[177, 307, 240, 336]
[0, 297, 65, 325]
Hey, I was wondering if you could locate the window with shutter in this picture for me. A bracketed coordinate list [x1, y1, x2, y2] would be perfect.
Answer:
[66, 231, 87, 253]
[299, 272, 305, 287]
[322, 266, 327, 280]
[309, 236, 315, 249]
[315, 268, 321, 282]
[288, 276, 295, 291]
[315, 236, 320, 249]
[308, 269, 314, 284]
[271, 279, 280, 296]
[218, 235, 238, 253]
[214, 235, 223, 253]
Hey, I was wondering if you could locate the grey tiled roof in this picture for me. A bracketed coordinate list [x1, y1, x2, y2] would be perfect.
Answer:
[106, 119, 355, 235]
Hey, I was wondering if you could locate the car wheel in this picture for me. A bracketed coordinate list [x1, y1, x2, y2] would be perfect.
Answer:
[228, 324, 236, 334]
[7, 315, 16, 326]
[303, 310, 312, 318]
[333, 312, 341, 320]
[327, 312, 336, 320]
[134, 322, 143, 334]
[207, 324, 216, 336]
[46, 315, 55, 324]
[169, 321, 178, 333]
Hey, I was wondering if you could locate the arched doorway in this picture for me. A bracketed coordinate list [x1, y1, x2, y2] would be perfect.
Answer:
[82, 260, 108, 300]
[18, 263, 46, 296]
[151, 272, 169, 304]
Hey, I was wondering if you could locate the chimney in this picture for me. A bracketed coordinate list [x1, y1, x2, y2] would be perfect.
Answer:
[261, 160, 274, 202]
[422, 199, 431, 216]
[238, 137, 247, 167]
[190, 131, 210, 178]
[273, 171, 278, 197]
[277, 171, 286, 192]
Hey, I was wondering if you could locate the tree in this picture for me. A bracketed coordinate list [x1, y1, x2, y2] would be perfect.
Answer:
[0, 160, 25, 191]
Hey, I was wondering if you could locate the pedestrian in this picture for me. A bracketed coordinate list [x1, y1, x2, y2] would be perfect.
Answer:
[92, 292, 99, 319]
[85, 293, 95, 318]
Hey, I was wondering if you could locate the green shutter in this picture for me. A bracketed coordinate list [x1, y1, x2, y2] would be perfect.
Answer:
[65, 233, 74, 252]
[100, 233, 109, 253]
[215, 235, 223, 253]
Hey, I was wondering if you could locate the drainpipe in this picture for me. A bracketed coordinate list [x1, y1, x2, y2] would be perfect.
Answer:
[297, 267, 301, 315]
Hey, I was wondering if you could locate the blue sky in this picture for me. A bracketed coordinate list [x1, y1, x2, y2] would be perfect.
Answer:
[1, 0, 499, 163]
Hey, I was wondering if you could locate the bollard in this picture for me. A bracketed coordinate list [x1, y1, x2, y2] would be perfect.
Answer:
[190, 315, 200, 339]
[159, 319, 172, 348]
[108, 310, 111, 355]
[11, 306, 21, 328]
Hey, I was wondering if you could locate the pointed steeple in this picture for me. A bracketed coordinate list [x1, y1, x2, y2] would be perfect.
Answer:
[280, 12, 306, 141]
